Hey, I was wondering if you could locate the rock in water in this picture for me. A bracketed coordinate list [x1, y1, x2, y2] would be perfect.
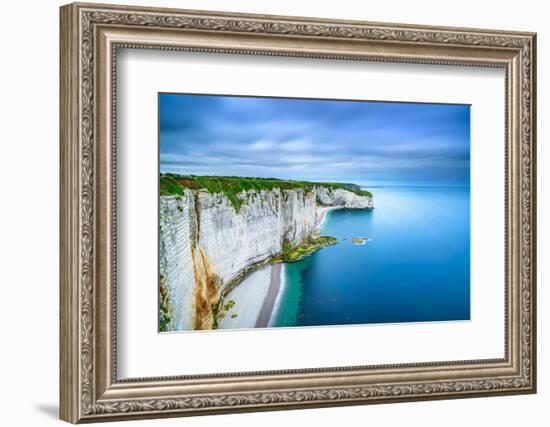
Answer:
[351, 237, 370, 245]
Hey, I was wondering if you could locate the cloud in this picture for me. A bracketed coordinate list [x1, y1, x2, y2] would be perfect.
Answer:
[248, 140, 275, 151]
[159, 94, 470, 186]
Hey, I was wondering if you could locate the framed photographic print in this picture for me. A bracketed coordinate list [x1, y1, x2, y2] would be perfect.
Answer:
[60, 2, 537, 423]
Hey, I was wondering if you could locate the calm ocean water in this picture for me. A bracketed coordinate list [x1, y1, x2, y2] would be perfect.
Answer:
[271, 186, 471, 327]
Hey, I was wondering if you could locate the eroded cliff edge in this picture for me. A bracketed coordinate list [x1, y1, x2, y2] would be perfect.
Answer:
[159, 178, 373, 331]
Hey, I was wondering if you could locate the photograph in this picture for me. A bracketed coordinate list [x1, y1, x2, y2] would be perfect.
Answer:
[158, 93, 471, 332]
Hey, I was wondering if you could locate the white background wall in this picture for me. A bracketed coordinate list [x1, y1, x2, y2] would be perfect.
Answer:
[0, 0, 546, 426]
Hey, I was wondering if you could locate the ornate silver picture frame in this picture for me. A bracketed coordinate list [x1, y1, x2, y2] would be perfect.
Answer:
[60, 2, 536, 423]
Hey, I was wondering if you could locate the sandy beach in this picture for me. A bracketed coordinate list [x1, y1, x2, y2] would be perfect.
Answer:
[255, 263, 282, 327]
[218, 264, 281, 329]
[217, 263, 282, 330]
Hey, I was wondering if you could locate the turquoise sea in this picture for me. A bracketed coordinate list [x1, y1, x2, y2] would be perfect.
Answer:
[271, 186, 471, 327]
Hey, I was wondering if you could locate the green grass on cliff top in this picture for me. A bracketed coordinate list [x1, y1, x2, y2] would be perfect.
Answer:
[160, 174, 372, 212]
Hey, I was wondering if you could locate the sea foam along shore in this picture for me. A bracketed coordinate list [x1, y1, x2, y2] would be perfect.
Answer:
[266, 263, 285, 327]
[257, 263, 282, 327]
[218, 205, 340, 330]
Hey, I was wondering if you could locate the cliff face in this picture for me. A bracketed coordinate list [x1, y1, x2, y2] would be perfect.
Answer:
[159, 186, 372, 331]
[159, 192, 196, 331]
[314, 185, 374, 209]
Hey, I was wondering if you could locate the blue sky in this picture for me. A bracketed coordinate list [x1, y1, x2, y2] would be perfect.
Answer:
[159, 93, 470, 187]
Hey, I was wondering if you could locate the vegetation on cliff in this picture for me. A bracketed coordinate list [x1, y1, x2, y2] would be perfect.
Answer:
[160, 173, 372, 212]
[273, 234, 338, 263]
[211, 299, 237, 329]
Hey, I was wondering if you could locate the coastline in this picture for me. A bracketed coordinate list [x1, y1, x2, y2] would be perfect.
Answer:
[267, 264, 286, 327]
[160, 173, 374, 331]
[316, 206, 341, 230]
[255, 263, 282, 328]
[220, 207, 338, 330]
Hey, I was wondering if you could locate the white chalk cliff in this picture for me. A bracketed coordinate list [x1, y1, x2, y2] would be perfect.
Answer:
[159, 186, 373, 331]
